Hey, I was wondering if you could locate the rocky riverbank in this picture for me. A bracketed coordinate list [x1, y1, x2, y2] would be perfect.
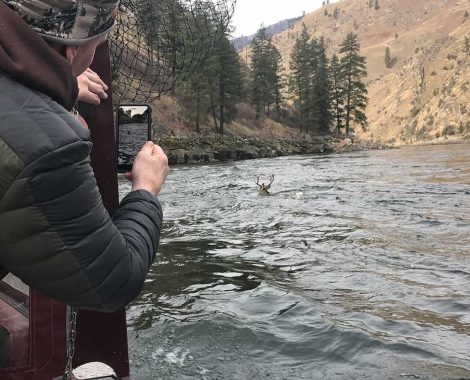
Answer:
[156, 135, 389, 165]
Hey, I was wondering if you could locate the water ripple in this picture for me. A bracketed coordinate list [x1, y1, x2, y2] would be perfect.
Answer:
[123, 144, 470, 379]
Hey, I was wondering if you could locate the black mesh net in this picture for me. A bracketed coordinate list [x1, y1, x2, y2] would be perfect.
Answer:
[110, 0, 236, 103]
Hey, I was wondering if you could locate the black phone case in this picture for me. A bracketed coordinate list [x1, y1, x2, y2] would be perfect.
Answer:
[116, 105, 152, 173]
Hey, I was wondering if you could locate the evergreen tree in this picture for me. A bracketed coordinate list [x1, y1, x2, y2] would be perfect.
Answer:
[179, 30, 246, 135]
[312, 38, 333, 134]
[330, 54, 345, 133]
[178, 66, 211, 133]
[289, 25, 311, 131]
[238, 60, 251, 101]
[139, 0, 185, 66]
[374, 0, 380, 10]
[267, 45, 283, 119]
[385, 46, 392, 68]
[140, 0, 222, 96]
[250, 27, 283, 119]
[339, 32, 368, 133]
[250, 28, 269, 118]
[465, 36, 470, 56]
[307, 37, 320, 130]
[175, 7, 219, 133]
[215, 34, 245, 134]
[289, 29, 333, 134]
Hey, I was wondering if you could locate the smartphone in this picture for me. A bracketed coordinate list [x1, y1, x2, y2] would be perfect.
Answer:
[116, 104, 152, 173]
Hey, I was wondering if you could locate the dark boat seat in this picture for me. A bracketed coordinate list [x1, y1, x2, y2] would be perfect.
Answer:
[0, 285, 29, 369]
[0, 325, 10, 368]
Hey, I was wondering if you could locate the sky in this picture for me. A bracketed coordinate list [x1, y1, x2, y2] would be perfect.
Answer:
[120, 105, 148, 117]
[231, 0, 326, 38]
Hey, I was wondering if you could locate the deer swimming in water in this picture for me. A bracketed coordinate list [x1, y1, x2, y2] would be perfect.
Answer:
[256, 174, 274, 195]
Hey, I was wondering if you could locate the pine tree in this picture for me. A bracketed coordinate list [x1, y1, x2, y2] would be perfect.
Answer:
[178, 67, 211, 133]
[330, 54, 345, 133]
[139, 0, 187, 79]
[290, 30, 333, 134]
[289, 24, 311, 131]
[465, 36, 470, 55]
[176, 11, 219, 133]
[177, 28, 246, 135]
[385, 46, 392, 68]
[238, 60, 251, 101]
[312, 38, 333, 134]
[339, 32, 368, 133]
[215, 34, 245, 134]
[267, 45, 283, 119]
[307, 37, 320, 131]
[250, 27, 283, 119]
[250, 28, 269, 118]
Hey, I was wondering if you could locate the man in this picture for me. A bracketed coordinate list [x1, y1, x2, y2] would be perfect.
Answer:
[0, 0, 168, 313]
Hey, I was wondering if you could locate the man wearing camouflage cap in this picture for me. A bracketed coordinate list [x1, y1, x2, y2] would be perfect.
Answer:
[0, 0, 168, 321]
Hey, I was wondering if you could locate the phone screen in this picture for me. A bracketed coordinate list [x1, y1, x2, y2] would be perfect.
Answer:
[116, 105, 151, 173]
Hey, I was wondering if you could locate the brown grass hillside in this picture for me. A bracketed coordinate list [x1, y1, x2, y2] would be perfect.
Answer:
[269, 0, 470, 143]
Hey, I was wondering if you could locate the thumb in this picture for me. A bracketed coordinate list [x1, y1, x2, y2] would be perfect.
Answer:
[141, 141, 154, 152]
[152, 144, 164, 156]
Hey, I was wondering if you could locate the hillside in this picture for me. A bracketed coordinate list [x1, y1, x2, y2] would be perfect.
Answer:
[268, 0, 470, 143]
[152, 0, 469, 147]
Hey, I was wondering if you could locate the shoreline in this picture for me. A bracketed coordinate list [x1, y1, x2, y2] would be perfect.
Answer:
[156, 135, 390, 165]
[394, 137, 470, 148]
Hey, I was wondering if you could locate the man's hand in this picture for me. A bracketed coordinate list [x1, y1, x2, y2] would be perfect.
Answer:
[124, 142, 169, 196]
[77, 69, 108, 105]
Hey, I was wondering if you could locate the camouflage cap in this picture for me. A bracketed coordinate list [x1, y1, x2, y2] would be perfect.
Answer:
[3, 0, 119, 45]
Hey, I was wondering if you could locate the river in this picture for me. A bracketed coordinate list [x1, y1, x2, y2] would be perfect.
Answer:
[119, 143, 470, 380]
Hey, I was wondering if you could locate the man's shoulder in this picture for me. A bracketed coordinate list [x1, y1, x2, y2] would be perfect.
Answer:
[0, 73, 90, 167]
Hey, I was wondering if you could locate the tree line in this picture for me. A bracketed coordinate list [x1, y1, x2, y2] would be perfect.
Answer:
[289, 26, 368, 134]
[175, 25, 368, 136]
[177, 31, 246, 134]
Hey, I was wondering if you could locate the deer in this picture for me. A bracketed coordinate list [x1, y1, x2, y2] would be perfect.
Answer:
[256, 174, 274, 195]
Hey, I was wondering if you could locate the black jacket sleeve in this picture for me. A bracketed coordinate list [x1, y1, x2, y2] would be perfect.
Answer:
[1, 139, 162, 312]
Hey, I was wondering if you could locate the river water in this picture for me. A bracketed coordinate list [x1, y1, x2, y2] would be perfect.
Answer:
[119, 143, 470, 380]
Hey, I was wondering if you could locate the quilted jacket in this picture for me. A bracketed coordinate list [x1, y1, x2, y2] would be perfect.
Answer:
[0, 2, 163, 313]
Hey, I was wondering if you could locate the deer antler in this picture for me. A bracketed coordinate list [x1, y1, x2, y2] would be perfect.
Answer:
[255, 175, 261, 186]
[265, 174, 274, 189]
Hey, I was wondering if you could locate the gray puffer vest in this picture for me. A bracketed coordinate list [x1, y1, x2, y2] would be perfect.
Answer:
[0, 72, 163, 312]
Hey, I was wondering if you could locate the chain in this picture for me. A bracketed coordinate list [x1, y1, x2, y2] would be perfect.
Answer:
[62, 306, 78, 380]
